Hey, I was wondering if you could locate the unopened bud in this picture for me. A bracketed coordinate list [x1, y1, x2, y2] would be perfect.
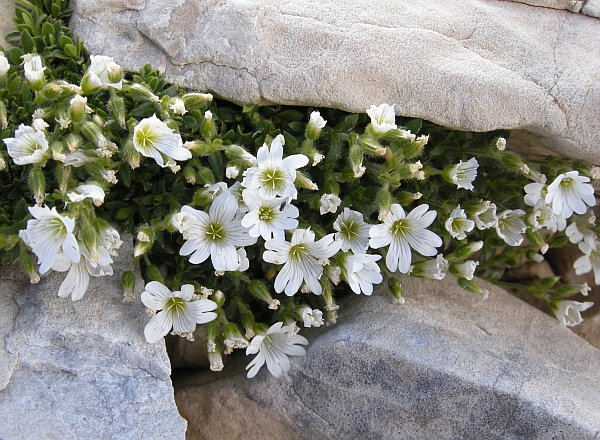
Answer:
[108, 95, 127, 129]
[122, 139, 141, 170]
[0, 100, 7, 129]
[182, 92, 213, 109]
[121, 270, 137, 302]
[226, 144, 257, 165]
[388, 276, 405, 304]
[212, 289, 225, 307]
[201, 110, 216, 139]
[28, 168, 46, 205]
[295, 170, 318, 191]
[41, 82, 62, 101]
[81, 121, 107, 148]
[107, 61, 123, 83]
[248, 280, 279, 309]
[306, 111, 327, 140]
[525, 228, 548, 254]
[450, 241, 484, 261]
[69, 95, 88, 123]
[376, 189, 392, 221]
[458, 277, 489, 299]
[21, 251, 40, 283]
[128, 83, 159, 103]
[360, 136, 387, 156]
[145, 265, 164, 283]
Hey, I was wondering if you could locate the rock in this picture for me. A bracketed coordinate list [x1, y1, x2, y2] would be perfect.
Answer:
[507, 0, 583, 12]
[0, 0, 16, 48]
[174, 274, 600, 439]
[0, 236, 187, 439]
[69, 0, 600, 163]
[582, 0, 600, 18]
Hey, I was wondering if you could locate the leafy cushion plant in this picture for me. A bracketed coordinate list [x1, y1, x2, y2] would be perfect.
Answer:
[0, 0, 597, 378]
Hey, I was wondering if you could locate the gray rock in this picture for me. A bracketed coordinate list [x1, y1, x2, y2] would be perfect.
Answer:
[0, 236, 187, 439]
[174, 274, 600, 439]
[507, 0, 583, 11]
[69, 0, 600, 163]
[0, 0, 16, 48]
[583, 0, 600, 18]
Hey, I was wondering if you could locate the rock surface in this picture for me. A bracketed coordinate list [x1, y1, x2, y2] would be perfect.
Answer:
[69, 0, 600, 162]
[0, 0, 16, 48]
[0, 237, 187, 439]
[174, 274, 600, 440]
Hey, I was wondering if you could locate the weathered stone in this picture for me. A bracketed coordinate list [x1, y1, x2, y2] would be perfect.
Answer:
[507, 0, 583, 12]
[174, 274, 600, 439]
[0, 0, 16, 48]
[69, 0, 600, 162]
[582, 0, 600, 18]
[0, 236, 187, 439]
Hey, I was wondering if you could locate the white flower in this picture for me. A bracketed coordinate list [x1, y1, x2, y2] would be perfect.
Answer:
[319, 193, 342, 215]
[591, 167, 600, 180]
[141, 281, 218, 343]
[0, 53, 9, 78]
[409, 254, 449, 280]
[445, 206, 475, 240]
[263, 228, 341, 296]
[3, 124, 49, 165]
[309, 111, 327, 130]
[81, 55, 122, 92]
[550, 300, 594, 327]
[133, 115, 192, 167]
[64, 150, 95, 167]
[51, 240, 114, 300]
[545, 171, 596, 219]
[242, 137, 309, 200]
[366, 104, 397, 135]
[236, 248, 250, 272]
[566, 216, 597, 247]
[297, 306, 324, 328]
[496, 137, 506, 151]
[470, 201, 498, 230]
[444, 157, 478, 191]
[169, 98, 187, 115]
[524, 182, 545, 209]
[495, 209, 526, 246]
[178, 191, 257, 271]
[527, 203, 566, 233]
[333, 208, 371, 254]
[204, 110, 213, 120]
[449, 260, 478, 280]
[22, 54, 45, 89]
[369, 204, 442, 274]
[67, 184, 105, 206]
[20, 205, 80, 274]
[226, 165, 240, 179]
[32, 118, 49, 132]
[241, 189, 299, 242]
[574, 240, 600, 285]
[343, 253, 383, 295]
[246, 322, 308, 378]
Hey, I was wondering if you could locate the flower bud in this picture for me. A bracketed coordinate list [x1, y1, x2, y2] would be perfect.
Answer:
[449, 260, 478, 280]
[145, 265, 164, 283]
[448, 241, 484, 261]
[108, 94, 127, 129]
[41, 82, 62, 101]
[134, 240, 152, 257]
[182, 92, 213, 109]
[127, 83, 160, 103]
[349, 138, 365, 178]
[376, 188, 392, 221]
[388, 277, 405, 304]
[121, 270, 137, 302]
[201, 110, 216, 139]
[360, 136, 387, 156]
[81, 121, 107, 148]
[212, 289, 225, 307]
[500, 152, 526, 174]
[122, 139, 141, 169]
[526, 250, 544, 263]
[28, 168, 46, 205]
[0, 100, 7, 130]
[248, 280, 279, 310]
[294, 170, 319, 191]
[107, 61, 123, 84]
[305, 111, 327, 140]
[226, 144, 257, 166]
[69, 95, 88, 123]
[20, 251, 40, 283]
[82, 224, 99, 259]
[237, 301, 257, 339]
[457, 277, 489, 298]
[208, 346, 224, 371]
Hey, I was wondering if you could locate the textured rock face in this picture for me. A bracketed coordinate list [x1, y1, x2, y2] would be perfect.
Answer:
[174, 274, 600, 440]
[69, 0, 600, 162]
[0, 237, 187, 439]
[0, 0, 16, 47]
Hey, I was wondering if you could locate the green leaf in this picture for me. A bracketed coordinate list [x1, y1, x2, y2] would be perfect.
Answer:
[63, 44, 77, 58]
[58, 34, 72, 49]
[7, 47, 23, 65]
[20, 29, 35, 54]
[404, 119, 422, 134]
[41, 21, 55, 39]
[334, 114, 358, 133]
[4, 31, 22, 43]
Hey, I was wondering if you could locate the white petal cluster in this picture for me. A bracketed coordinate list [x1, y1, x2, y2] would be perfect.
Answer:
[20, 205, 80, 274]
[82, 55, 122, 91]
[445, 206, 475, 240]
[366, 103, 397, 135]
[67, 184, 105, 206]
[545, 171, 595, 219]
[175, 191, 257, 271]
[333, 208, 370, 254]
[242, 137, 308, 200]
[263, 228, 341, 295]
[343, 253, 383, 295]
[574, 240, 600, 285]
[369, 204, 442, 273]
[133, 115, 192, 167]
[3, 124, 49, 165]
[246, 322, 308, 378]
[444, 158, 478, 191]
[308, 111, 327, 130]
[319, 193, 341, 215]
[241, 189, 299, 242]
[22, 54, 45, 88]
[551, 300, 594, 327]
[409, 254, 449, 280]
[495, 209, 527, 246]
[141, 281, 218, 343]
[297, 305, 324, 328]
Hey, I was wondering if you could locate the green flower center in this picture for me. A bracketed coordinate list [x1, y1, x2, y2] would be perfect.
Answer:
[289, 243, 309, 263]
[340, 220, 359, 241]
[259, 167, 286, 191]
[165, 297, 186, 315]
[560, 177, 575, 188]
[134, 125, 158, 151]
[390, 219, 411, 237]
[258, 206, 275, 222]
[205, 221, 226, 242]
